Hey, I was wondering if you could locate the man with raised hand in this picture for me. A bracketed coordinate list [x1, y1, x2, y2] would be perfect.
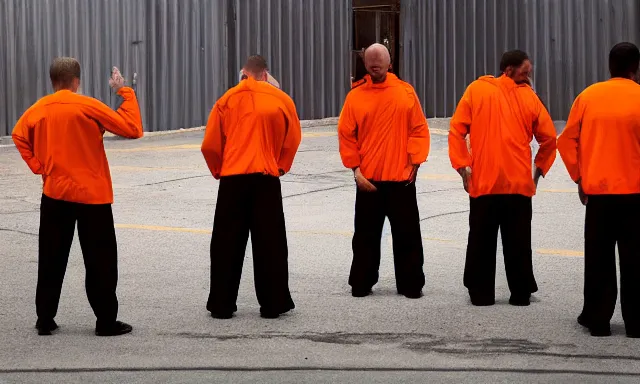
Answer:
[12, 58, 143, 336]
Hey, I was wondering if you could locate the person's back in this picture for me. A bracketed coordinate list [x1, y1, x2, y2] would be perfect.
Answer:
[12, 58, 143, 337]
[14, 89, 142, 203]
[557, 42, 640, 338]
[209, 78, 298, 178]
[559, 79, 640, 194]
[201, 55, 301, 320]
[450, 74, 555, 197]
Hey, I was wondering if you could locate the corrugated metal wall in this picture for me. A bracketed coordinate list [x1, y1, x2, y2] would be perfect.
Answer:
[4, 0, 640, 135]
[232, 0, 351, 119]
[0, 0, 350, 136]
[0, 0, 229, 136]
[401, 0, 640, 120]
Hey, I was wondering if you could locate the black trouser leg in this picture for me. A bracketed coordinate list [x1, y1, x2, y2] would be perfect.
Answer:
[499, 195, 537, 297]
[350, 187, 386, 291]
[582, 196, 617, 328]
[207, 176, 251, 314]
[76, 203, 119, 326]
[464, 195, 500, 303]
[36, 195, 77, 321]
[616, 195, 640, 334]
[250, 175, 295, 314]
[386, 182, 425, 294]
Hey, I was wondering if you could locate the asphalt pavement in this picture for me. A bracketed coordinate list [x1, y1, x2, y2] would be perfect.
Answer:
[1, 119, 639, 383]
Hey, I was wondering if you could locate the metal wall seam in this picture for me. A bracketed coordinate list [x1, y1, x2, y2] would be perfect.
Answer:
[401, 0, 640, 120]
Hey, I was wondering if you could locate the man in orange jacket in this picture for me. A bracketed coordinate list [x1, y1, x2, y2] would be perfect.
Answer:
[12, 58, 143, 336]
[558, 42, 640, 338]
[449, 50, 557, 307]
[201, 55, 301, 319]
[338, 43, 430, 299]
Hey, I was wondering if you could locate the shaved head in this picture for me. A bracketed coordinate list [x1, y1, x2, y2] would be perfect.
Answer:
[364, 43, 391, 83]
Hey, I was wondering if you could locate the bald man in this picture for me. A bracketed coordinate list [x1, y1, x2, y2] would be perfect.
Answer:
[338, 43, 431, 299]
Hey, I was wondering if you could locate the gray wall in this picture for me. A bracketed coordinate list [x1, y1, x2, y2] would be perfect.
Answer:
[3, 0, 640, 136]
[0, 0, 352, 136]
[401, 0, 640, 120]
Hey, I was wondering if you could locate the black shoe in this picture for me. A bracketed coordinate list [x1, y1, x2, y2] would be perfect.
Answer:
[577, 313, 590, 328]
[352, 288, 373, 298]
[469, 294, 495, 306]
[626, 330, 640, 338]
[589, 325, 612, 337]
[400, 290, 423, 299]
[95, 321, 133, 337]
[35, 319, 58, 336]
[509, 295, 531, 306]
[577, 314, 611, 336]
[211, 311, 234, 320]
[260, 306, 293, 319]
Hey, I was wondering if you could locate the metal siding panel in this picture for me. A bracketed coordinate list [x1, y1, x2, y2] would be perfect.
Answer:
[1, 0, 227, 135]
[402, 0, 640, 120]
[233, 0, 351, 120]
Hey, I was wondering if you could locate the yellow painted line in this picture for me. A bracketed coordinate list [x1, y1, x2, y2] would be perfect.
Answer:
[303, 132, 337, 138]
[536, 248, 584, 257]
[110, 165, 203, 172]
[418, 173, 459, 181]
[115, 224, 210, 234]
[423, 237, 456, 243]
[540, 189, 576, 193]
[114, 223, 454, 244]
[430, 128, 449, 136]
[107, 144, 200, 153]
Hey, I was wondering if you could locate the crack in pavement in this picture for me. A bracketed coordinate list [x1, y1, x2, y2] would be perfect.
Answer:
[420, 210, 470, 222]
[0, 228, 38, 236]
[161, 331, 640, 362]
[135, 175, 210, 187]
[282, 184, 352, 199]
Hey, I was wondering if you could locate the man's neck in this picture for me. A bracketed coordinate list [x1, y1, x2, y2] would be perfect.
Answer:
[371, 74, 387, 84]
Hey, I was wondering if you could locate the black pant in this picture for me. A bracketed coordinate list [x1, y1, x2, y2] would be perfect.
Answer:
[207, 174, 294, 314]
[464, 194, 537, 300]
[350, 182, 425, 293]
[581, 194, 640, 331]
[37, 195, 119, 325]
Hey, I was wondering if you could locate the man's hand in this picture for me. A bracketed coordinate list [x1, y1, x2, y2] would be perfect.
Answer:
[533, 167, 543, 189]
[458, 166, 472, 193]
[406, 164, 420, 185]
[578, 180, 588, 206]
[109, 66, 125, 91]
[354, 167, 377, 192]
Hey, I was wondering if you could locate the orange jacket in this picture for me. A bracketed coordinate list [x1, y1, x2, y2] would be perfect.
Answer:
[449, 75, 557, 197]
[557, 78, 640, 195]
[201, 77, 301, 179]
[338, 73, 430, 181]
[12, 87, 143, 204]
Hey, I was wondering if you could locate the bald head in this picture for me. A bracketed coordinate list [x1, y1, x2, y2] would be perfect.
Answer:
[363, 43, 391, 83]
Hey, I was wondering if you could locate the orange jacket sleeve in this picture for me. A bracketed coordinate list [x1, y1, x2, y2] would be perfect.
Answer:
[557, 96, 583, 182]
[278, 99, 302, 174]
[338, 96, 360, 169]
[81, 87, 143, 139]
[532, 98, 557, 176]
[408, 94, 430, 165]
[201, 102, 225, 179]
[12, 105, 44, 175]
[449, 88, 472, 170]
